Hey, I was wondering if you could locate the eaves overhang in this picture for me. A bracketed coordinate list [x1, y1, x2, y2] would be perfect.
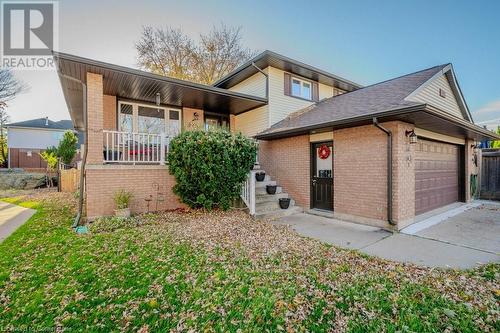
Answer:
[255, 104, 499, 142]
[53, 52, 268, 130]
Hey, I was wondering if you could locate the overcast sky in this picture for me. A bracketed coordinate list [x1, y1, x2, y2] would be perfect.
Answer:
[6, 0, 500, 127]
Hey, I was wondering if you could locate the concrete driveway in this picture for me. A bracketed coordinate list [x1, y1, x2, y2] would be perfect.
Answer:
[0, 201, 36, 243]
[273, 202, 500, 269]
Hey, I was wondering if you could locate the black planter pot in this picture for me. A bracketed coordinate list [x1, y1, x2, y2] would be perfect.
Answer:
[279, 198, 291, 209]
[255, 172, 266, 182]
[266, 185, 277, 195]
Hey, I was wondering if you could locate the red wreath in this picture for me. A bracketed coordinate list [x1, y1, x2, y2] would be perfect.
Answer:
[318, 144, 331, 159]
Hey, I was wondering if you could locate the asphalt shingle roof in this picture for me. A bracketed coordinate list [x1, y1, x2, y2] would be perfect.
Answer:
[257, 64, 449, 137]
[7, 118, 74, 130]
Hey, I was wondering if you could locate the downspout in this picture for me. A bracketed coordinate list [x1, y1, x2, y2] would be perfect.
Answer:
[59, 73, 87, 228]
[372, 118, 395, 226]
[251, 62, 269, 100]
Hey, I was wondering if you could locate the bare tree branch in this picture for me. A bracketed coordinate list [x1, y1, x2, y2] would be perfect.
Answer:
[0, 68, 23, 104]
[135, 23, 255, 85]
[0, 104, 10, 167]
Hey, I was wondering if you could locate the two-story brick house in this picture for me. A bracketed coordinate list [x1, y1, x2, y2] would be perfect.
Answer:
[54, 50, 498, 230]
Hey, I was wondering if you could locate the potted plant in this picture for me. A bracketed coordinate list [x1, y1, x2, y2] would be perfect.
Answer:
[255, 171, 266, 182]
[114, 189, 133, 218]
[279, 198, 291, 209]
[266, 184, 277, 195]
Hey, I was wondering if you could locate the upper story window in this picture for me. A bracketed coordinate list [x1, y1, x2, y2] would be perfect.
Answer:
[284, 72, 319, 102]
[291, 77, 312, 100]
[118, 101, 181, 137]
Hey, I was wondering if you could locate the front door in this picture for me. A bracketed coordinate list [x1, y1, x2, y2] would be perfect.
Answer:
[311, 141, 333, 211]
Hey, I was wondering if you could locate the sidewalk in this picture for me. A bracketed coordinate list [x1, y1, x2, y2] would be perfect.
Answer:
[0, 201, 36, 243]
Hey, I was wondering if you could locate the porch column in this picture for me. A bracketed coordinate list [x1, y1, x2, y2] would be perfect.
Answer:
[86, 72, 104, 164]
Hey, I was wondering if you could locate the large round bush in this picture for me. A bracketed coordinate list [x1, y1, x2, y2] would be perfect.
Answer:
[168, 130, 257, 210]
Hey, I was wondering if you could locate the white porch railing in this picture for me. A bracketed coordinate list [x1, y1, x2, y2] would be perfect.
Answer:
[240, 170, 257, 215]
[103, 130, 170, 165]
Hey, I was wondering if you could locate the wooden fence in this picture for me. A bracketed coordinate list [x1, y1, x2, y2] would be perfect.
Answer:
[59, 168, 80, 193]
[480, 148, 500, 200]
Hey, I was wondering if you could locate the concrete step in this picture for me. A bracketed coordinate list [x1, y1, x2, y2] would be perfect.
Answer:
[254, 206, 303, 220]
[255, 192, 289, 203]
[256, 199, 296, 213]
[256, 186, 282, 195]
[255, 180, 277, 188]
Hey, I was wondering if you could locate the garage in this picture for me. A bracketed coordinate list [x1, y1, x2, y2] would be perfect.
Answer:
[415, 139, 461, 215]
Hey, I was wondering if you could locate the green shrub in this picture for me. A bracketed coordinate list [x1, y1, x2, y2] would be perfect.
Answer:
[113, 189, 132, 209]
[168, 129, 257, 210]
[39, 151, 58, 171]
[57, 131, 78, 165]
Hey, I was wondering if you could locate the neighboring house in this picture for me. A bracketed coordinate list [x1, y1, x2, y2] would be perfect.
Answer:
[6, 117, 81, 171]
[54, 50, 498, 230]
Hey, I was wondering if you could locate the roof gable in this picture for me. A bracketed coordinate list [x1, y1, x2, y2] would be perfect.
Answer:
[405, 65, 472, 121]
[257, 64, 448, 137]
[213, 50, 361, 92]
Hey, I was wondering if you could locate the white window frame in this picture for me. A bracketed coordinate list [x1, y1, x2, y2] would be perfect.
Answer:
[118, 100, 181, 136]
[291, 76, 312, 100]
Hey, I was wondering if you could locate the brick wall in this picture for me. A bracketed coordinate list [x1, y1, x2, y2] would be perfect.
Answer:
[392, 122, 416, 225]
[85, 166, 185, 218]
[182, 107, 204, 130]
[103, 95, 117, 130]
[332, 121, 412, 228]
[86, 73, 104, 164]
[465, 138, 479, 202]
[259, 135, 310, 207]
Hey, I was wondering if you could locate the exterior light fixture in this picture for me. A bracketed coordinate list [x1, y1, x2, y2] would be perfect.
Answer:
[155, 92, 161, 106]
[405, 130, 418, 144]
[471, 143, 480, 154]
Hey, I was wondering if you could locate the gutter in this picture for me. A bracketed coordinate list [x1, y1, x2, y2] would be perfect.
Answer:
[255, 105, 426, 140]
[58, 73, 87, 229]
[372, 118, 395, 226]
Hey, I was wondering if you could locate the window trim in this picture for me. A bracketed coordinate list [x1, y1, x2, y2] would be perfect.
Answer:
[290, 76, 313, 101]
[117, 100, 181, 136]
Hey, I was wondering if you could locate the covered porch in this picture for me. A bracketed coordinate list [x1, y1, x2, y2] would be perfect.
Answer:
[54, 52, 267, 218]
[54, 52, 267, 166]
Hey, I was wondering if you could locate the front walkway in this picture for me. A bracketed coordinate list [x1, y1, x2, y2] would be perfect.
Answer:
[273, 204, 500, 269]
[0, 201, 36, 242]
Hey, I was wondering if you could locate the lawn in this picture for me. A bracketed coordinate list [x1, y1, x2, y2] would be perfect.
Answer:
[0, 192, 498, 332]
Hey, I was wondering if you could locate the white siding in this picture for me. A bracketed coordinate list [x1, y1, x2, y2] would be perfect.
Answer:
[229, 66, 339, 136]
[268, 67, 335, 125]
[7, 128, 66, 149]
[408, 74, 464, 119]
[234, 106, 269, 137]
[228, 70, 267, 98]
[414, 128, 465, 145]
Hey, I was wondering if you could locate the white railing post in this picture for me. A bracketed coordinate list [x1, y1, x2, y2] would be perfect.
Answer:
[160, 133, 166, 165]
[249, 170, 256, 215]
[240, 170, 256, 216]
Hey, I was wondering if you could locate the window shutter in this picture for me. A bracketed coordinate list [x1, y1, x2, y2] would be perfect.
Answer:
[312, 82, 319, 102]
[284, 72, 291, 96]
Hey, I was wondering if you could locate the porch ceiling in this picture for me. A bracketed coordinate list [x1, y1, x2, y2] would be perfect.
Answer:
[54, 52, 268, 130]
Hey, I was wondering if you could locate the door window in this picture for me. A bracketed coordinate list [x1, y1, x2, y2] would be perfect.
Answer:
[315, 144, 332, 178]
